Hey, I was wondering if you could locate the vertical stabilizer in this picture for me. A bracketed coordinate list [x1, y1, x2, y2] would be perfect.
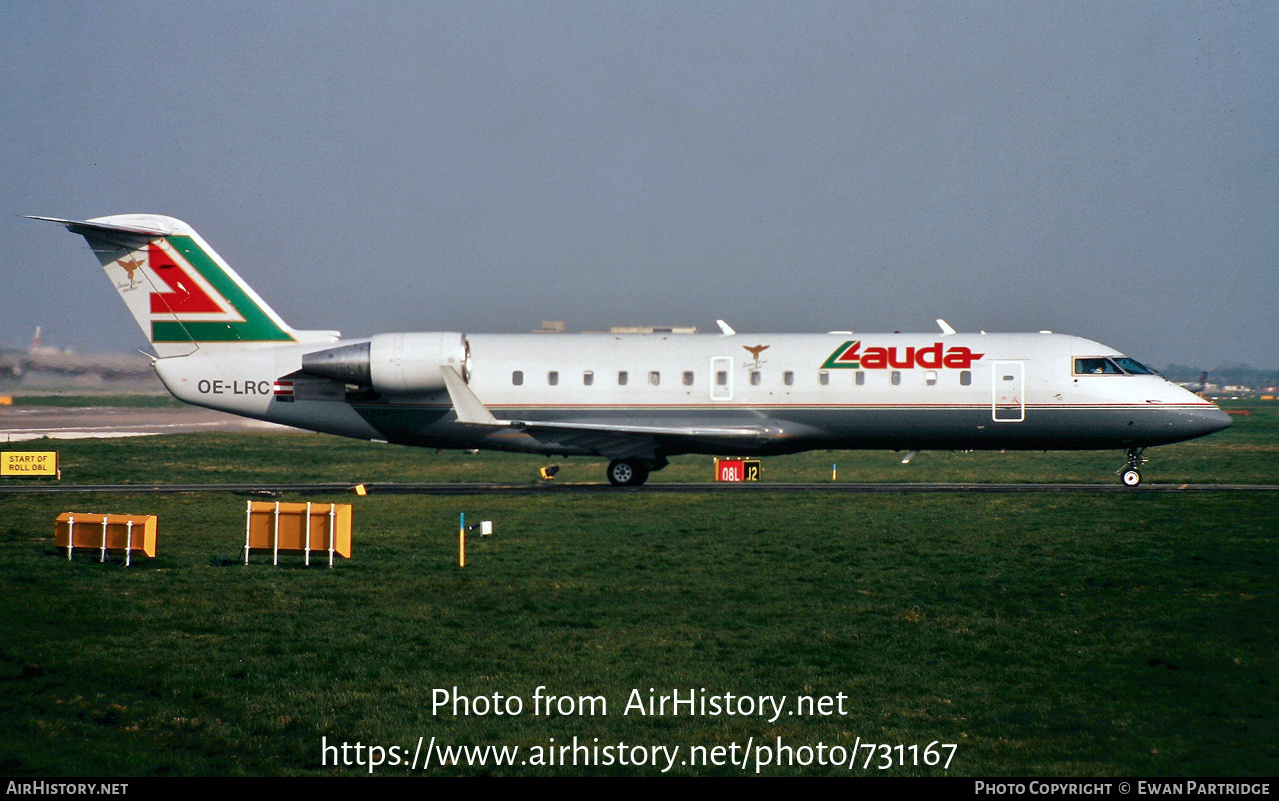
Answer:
[30, 214, 306, 357]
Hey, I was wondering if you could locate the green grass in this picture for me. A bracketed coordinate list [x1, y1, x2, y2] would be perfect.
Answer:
[0, 401, 1275, 776]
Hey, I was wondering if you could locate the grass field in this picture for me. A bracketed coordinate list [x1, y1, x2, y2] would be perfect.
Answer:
[0, 402, 1275, 776]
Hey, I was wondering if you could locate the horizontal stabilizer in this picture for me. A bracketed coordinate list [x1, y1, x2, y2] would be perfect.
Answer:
[27, 215, 173, 238]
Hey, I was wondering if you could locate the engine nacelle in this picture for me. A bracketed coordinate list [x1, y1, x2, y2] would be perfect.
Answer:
[301, 332, 469, 393]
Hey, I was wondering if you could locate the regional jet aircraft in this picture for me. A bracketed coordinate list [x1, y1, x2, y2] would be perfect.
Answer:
[31, 214, 1231, 486]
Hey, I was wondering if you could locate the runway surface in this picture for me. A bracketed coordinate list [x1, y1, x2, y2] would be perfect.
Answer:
[0, 405, 295, 442]
[2, 481, 1276, 495]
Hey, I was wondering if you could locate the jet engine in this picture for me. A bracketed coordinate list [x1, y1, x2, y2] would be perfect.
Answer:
[300, 332, 469, 393]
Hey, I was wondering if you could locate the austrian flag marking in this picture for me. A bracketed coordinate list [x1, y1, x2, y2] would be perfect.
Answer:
[821, 340, 984, 370]
[273, 380, 295, 402]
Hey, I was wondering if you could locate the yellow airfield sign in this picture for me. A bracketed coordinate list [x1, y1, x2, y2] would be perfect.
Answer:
[2, 451, 59, 477]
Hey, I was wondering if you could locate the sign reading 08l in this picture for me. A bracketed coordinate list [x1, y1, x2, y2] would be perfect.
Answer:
[716, 458, 761, 482]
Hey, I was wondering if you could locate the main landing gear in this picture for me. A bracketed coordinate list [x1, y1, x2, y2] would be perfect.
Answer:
[606, 459, 649, 487]
[1117, 447, 1148, 487]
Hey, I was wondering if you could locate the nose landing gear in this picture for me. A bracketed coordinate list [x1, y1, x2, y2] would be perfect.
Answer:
[1117, 447, 1148, 486]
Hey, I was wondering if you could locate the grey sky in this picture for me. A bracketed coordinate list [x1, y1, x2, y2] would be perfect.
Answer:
[2, 2, 1275, 368]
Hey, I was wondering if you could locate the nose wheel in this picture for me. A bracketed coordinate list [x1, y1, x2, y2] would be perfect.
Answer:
[1117, 448, 1148, 487]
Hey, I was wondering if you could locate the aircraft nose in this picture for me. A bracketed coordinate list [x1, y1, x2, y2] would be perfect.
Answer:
[1160, 386, 1232, 441]
[1171, 401, 1232, 440]
[1199, 404, 1233, 435]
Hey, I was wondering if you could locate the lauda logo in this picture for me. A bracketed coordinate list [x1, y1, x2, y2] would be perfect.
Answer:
[821, 340, 984, 370]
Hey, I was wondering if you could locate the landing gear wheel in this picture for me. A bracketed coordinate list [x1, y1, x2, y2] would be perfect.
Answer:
[607, 459, 650, 487]
[1117, 447, 1148, 486]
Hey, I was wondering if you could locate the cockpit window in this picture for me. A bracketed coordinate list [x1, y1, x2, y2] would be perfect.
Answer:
[1112, 357, 1157, 375]
[1074, 357, 1159, 376]
[1074, 357, 1124, 375]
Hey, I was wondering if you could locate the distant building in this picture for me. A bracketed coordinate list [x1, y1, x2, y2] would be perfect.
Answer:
[534, 320, 700, 334]
[609, 325, 699, 334]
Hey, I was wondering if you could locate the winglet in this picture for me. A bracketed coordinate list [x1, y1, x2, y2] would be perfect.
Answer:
[716, 319, 736, 335]
[440, 365, 500, 426]
[936, 319, 956, 335]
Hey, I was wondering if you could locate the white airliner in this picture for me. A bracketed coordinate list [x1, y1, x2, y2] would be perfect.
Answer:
[32, 214, 1231, 486]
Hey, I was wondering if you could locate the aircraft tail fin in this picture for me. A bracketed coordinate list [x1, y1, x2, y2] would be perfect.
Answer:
[29, 214, 337, 357]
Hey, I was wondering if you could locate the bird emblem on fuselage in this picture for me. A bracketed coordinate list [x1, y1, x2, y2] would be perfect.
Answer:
[743, 344, 769, 367]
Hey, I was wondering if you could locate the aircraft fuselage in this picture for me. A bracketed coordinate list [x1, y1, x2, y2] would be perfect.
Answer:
[154, 331, 1229, 460]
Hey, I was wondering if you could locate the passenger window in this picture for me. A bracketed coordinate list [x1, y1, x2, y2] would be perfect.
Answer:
[649, 371, 660, 386]
[855, 371, 865, 386]
[548, 371, 558, 386]
[683, 371, 694, 386]
[512, 371, 523, 386]
[717, 371, 728, 386]
[819, 371, 829, 386]
[783, 371, 794, 386]
[618, 371, 628, 386]
[583, 371, 594, 386]
[960, 370, 972, 386]
[891, 371, 901, 386]
[750, 371, 761, 386]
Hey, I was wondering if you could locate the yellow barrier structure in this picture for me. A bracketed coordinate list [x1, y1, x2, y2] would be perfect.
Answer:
[55, 512, 157, 566]
[244, 501, 352, 567]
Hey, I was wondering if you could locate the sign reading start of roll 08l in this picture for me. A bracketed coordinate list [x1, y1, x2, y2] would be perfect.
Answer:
[2, 451, 58, 476]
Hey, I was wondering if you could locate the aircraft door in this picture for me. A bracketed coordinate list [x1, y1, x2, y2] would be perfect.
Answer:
[992, 361, 1025, 422]
[710, 357, 733, 400]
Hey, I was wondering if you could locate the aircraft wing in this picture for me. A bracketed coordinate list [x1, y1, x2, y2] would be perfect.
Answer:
[441, 366, 778, 459]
